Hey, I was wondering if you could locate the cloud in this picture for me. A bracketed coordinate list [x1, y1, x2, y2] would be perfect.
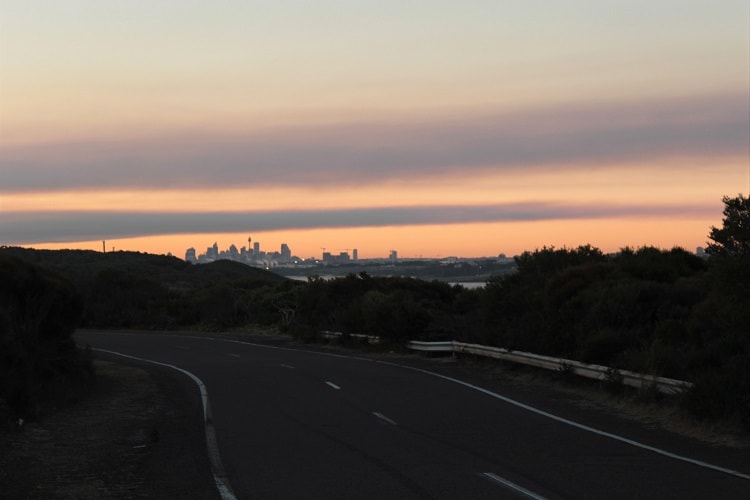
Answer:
[1, 91, 747, 193]
[1, 202, 715, 244]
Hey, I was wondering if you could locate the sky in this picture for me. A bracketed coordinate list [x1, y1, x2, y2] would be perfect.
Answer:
[1, 1, 749, 259]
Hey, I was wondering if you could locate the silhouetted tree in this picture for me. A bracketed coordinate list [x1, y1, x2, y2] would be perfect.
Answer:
[706, 194, 750, 257]
[0, 257, 92, 420]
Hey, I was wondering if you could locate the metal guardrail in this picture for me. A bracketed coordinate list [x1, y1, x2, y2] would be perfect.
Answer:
[321, 330, 381, 344]
[408, 340, 692, 395]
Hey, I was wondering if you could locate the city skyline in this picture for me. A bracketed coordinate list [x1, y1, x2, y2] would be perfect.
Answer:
[1, 2, 748, 258]
[183, 238, 363, 265]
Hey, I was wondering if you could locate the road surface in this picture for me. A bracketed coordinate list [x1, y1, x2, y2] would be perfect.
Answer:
[76, 330, 750, 500]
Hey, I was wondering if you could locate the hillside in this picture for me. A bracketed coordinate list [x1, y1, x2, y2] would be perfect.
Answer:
[0, 247, 295, 330]
[0, 247, 285, 287]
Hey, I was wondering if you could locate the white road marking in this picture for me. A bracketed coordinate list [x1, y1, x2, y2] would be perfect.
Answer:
[91, 333, 750, 482]
[280, 364, 295, 369]
[325, 381, 341, 390]
[481, 472, 548, 500]
[372, 412, 397, 426]
[228, 354, 240, 358]
[93, 348, 237, 500]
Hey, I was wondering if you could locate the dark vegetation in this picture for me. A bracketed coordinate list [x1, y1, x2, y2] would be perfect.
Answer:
[272, 258, 517, 281]
[1, 195, 748, 426]
[0, 247, 291, 331]
[0, 257, 93, 421]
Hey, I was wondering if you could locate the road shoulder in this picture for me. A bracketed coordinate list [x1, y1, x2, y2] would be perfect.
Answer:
[0, 358, 219, 500]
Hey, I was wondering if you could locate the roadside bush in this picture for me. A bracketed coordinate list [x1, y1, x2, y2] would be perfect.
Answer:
[683, 354, 750, 426]
[0, 257, 93, 421]
[580, 329, 629, 366]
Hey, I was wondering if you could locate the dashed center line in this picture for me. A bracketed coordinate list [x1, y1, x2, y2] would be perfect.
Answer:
[325, 381, 341, 390]
[480, 472, 547, 500]
[280, 364, 295, 369]
[228, 354, 240, 358]
[372, 412, 397, 426]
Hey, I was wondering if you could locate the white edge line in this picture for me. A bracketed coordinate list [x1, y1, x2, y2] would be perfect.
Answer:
[481, 472, 548, 500]
[88, 333, 750, 482]
[215, 337, 750, 482]
[93, 348, 237, 500]
[372, 412, 398, 426]
[325, 381, 341, 390]
[391, 363, 750, 482]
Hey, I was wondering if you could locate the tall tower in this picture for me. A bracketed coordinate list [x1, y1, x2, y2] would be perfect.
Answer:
[280, 243, 291, 262]
[185, 247, 197, 263]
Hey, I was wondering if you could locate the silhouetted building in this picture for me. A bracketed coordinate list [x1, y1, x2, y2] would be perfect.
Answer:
[206, 242, 219, 260]
[280, 243, 291, 262]
[185, 247, 197, 263]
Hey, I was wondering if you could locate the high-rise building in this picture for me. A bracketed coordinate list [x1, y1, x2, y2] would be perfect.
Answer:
[280, 243, 291, 262]
[352, 248, 358, 261]
[253, 241, 260, 255]
[389, 250, 398, 261]
[185, 247, 197, 263]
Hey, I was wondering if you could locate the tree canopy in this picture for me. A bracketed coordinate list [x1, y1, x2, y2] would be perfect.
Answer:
[706, 194, 750, 257]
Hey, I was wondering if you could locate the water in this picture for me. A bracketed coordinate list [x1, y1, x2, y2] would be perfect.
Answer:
[287, 275, 486, 289]
[449, 282, 485, 289]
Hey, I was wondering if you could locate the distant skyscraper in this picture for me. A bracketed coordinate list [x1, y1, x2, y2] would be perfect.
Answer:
[280, 243, 291, 261]
[389, 250, 398, 261]
[352, 248, 358, 261]
[206, 243, 218, 260]
[185, 247, 197, 263]
[253, 241, 260, 255]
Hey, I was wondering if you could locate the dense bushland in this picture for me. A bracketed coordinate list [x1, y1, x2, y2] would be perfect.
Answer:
[0, 248, 296, 331]
[2, 196, 747, 424]
[288, 245, 748, 424]
[0, 257, 94, 420]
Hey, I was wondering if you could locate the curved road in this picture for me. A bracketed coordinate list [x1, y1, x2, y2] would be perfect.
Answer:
[76, 331, 749, 500]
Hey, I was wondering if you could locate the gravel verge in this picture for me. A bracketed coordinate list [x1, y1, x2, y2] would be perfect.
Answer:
[0, 360, 219, 500]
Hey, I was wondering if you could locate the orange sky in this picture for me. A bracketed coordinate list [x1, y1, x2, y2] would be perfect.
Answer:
[1, 1, 748, 259]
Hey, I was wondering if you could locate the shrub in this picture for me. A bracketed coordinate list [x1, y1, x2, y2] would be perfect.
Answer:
[0, 257, 93, 420]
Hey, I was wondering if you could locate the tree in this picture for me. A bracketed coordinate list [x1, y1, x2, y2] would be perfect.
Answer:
[706, 194, 750, 257]
[0, 257, 91, 420]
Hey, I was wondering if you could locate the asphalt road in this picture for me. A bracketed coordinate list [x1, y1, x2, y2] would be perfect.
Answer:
[76, 330, 750, 500]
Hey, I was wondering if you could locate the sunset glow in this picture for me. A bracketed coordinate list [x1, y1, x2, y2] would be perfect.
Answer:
[2, 1, 748, 260]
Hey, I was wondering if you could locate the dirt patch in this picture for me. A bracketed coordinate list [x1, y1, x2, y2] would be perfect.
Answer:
[0, 360, 215, 500]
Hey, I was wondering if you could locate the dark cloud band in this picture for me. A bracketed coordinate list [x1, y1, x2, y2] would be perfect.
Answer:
[1, 202, 715, 244]
[1, 92, 746, 193]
